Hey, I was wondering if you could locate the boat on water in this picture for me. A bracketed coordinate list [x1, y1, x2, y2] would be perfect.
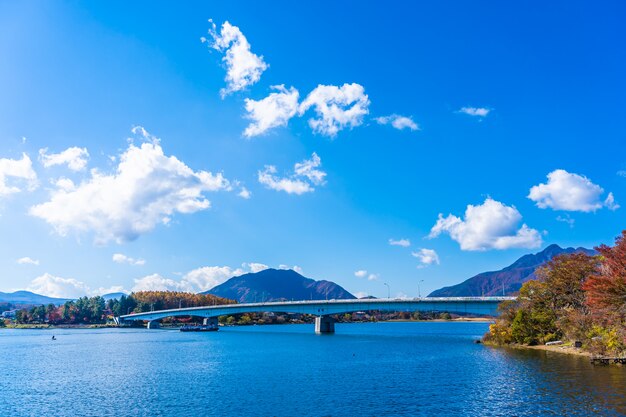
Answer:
[180, 324, 219, 332]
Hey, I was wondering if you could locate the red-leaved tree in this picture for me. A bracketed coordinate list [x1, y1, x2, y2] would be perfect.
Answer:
[584, 230, 626, 324]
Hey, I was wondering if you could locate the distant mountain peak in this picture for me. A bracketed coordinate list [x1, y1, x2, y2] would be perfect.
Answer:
[203, 268, 355, 303]
[429, 244, 595, 297]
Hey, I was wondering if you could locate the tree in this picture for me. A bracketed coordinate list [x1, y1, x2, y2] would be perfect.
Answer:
[584, 231, 626, 323]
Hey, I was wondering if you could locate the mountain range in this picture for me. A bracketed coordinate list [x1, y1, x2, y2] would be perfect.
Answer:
[203, 268, 356, 303]
[428, 244, 595, 297]
[0, 291, 70, 306]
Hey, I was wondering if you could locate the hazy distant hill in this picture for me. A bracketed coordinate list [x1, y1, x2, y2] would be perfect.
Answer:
[429, 244, 596, 297]
[101, 292, 127, 301]
[203, 268, 356, 303]
[0, 291, 70, 306]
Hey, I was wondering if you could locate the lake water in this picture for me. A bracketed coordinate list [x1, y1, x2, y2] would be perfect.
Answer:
[0, 322, 625, 416]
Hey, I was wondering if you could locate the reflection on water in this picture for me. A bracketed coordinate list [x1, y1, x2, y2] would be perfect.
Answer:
[0, 322, 624, 416]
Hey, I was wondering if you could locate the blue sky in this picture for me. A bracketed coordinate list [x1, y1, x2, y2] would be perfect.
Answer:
[0, 1, 624, 299]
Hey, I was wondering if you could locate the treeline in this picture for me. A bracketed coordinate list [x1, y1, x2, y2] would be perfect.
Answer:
[484, 230, 626, 355]
[5, 291, 234, 325]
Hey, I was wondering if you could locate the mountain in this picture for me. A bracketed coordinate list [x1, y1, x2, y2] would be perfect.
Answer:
[101, 292, 127, 301]
[203, 268, 356, 303]
[428, 244, 596, 297]
[0, 291, 70, 306]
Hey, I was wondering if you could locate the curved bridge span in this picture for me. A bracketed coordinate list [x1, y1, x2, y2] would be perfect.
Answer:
[118, 297, 515, 333]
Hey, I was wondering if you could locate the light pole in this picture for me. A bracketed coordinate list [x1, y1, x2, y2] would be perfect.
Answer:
[418, 280, 424, 298]
[384, 282, 390, 299]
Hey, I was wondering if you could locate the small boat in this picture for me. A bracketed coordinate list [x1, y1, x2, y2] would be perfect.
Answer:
[180, 324, 219, 332]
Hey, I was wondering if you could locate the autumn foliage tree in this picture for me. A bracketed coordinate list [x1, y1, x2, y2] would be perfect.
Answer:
[583, 231, 626, 353]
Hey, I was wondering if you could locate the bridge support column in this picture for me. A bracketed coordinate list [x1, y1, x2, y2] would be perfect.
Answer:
[147, 320, 160, 329]
[315, 316, 335, 334]
[203, 317, 218, 326]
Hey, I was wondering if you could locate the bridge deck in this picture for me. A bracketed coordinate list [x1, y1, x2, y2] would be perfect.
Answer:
[119, 297, 515, 324]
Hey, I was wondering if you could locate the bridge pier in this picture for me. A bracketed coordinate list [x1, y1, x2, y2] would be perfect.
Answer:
[147, 320, 160, 329]
[203, 317, 218, 326]
[315, 316, 335, 334]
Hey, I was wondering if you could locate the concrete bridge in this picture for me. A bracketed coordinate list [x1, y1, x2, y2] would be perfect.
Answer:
[118, 297, 515, 333]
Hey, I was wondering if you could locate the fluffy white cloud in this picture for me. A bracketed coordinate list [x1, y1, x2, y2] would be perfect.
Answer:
[238, 187, 251, 199]
[293, 153, 326, 185]
[354, 270, 378, 281]
[181, 266, 245, 292]
[354, 291, 369, 299]
[112, 253, 146, 266]
[528, 169, 618, 212]
[389, 238, 411, 247]
[131, 263, 281, 293]
[429, 198, 542, 251]
[29, 128, 231, 244]
[459, 107, 490, 117]
[131, 274, 185, 292]
[17, 257, 39, 266]
[26, 273, 126, 298]
[27, 273, 91, 298]
[243, 262, 269, 273]
[299, 83, 370, 137]
[412, 249, 440, 266]
[243, 85, 299, 137]
[258, 153, 326, 195]
[203, 20, 268, 97]
[0, 153, 37, 196]
[375, 114, 419, 131]
[39, 147, 89, 171]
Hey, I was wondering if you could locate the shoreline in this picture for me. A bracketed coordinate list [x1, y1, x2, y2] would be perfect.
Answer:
[484, 341, 593, 358]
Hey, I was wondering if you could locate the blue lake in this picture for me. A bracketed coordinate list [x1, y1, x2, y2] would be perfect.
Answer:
[1, 322, 625, 416]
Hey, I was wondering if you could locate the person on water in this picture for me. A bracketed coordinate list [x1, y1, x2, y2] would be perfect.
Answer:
[51, 335, 56, 340]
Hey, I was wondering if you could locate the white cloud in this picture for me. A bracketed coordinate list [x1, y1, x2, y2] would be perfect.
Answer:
[54, 177, 76, 192]
[112, 253, 146, 266]
[293, 153, 326, 185]
[556, 214, 575, 228]
[278, 264, 304, 274]
[604, 192, 620, 211]
[258, 153, 326, 195]
[375, 114, 419, 131]
[131, 274, 185, 292]
[528, 169, 617, 212]
[617, 170, 626, 178]
[243, 85, 299, 137]
[93, 286, 127, 296]
[181, 266, 244, 292]
[27, 273, 91, 299]
[26, 273, 126, 298]
[389, 238, 411, 247]
[238, 187, 251, 199]
[243, 262, 269, 273]
[354, 270, 378, 281]
[203, 20, 268, 97]
[429, 198, 542, 251]
[39, 147, 89, 171]
[412, 248, 440, 266]
[132, 263, 276, 293]
[29, 128, 231, 244]
[458, 107, 490, 117]
[17, 257, 39, 266]
[0, 153, 37, 196]
[354, 291, 369, 299]
[299, 83, 370, 137]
